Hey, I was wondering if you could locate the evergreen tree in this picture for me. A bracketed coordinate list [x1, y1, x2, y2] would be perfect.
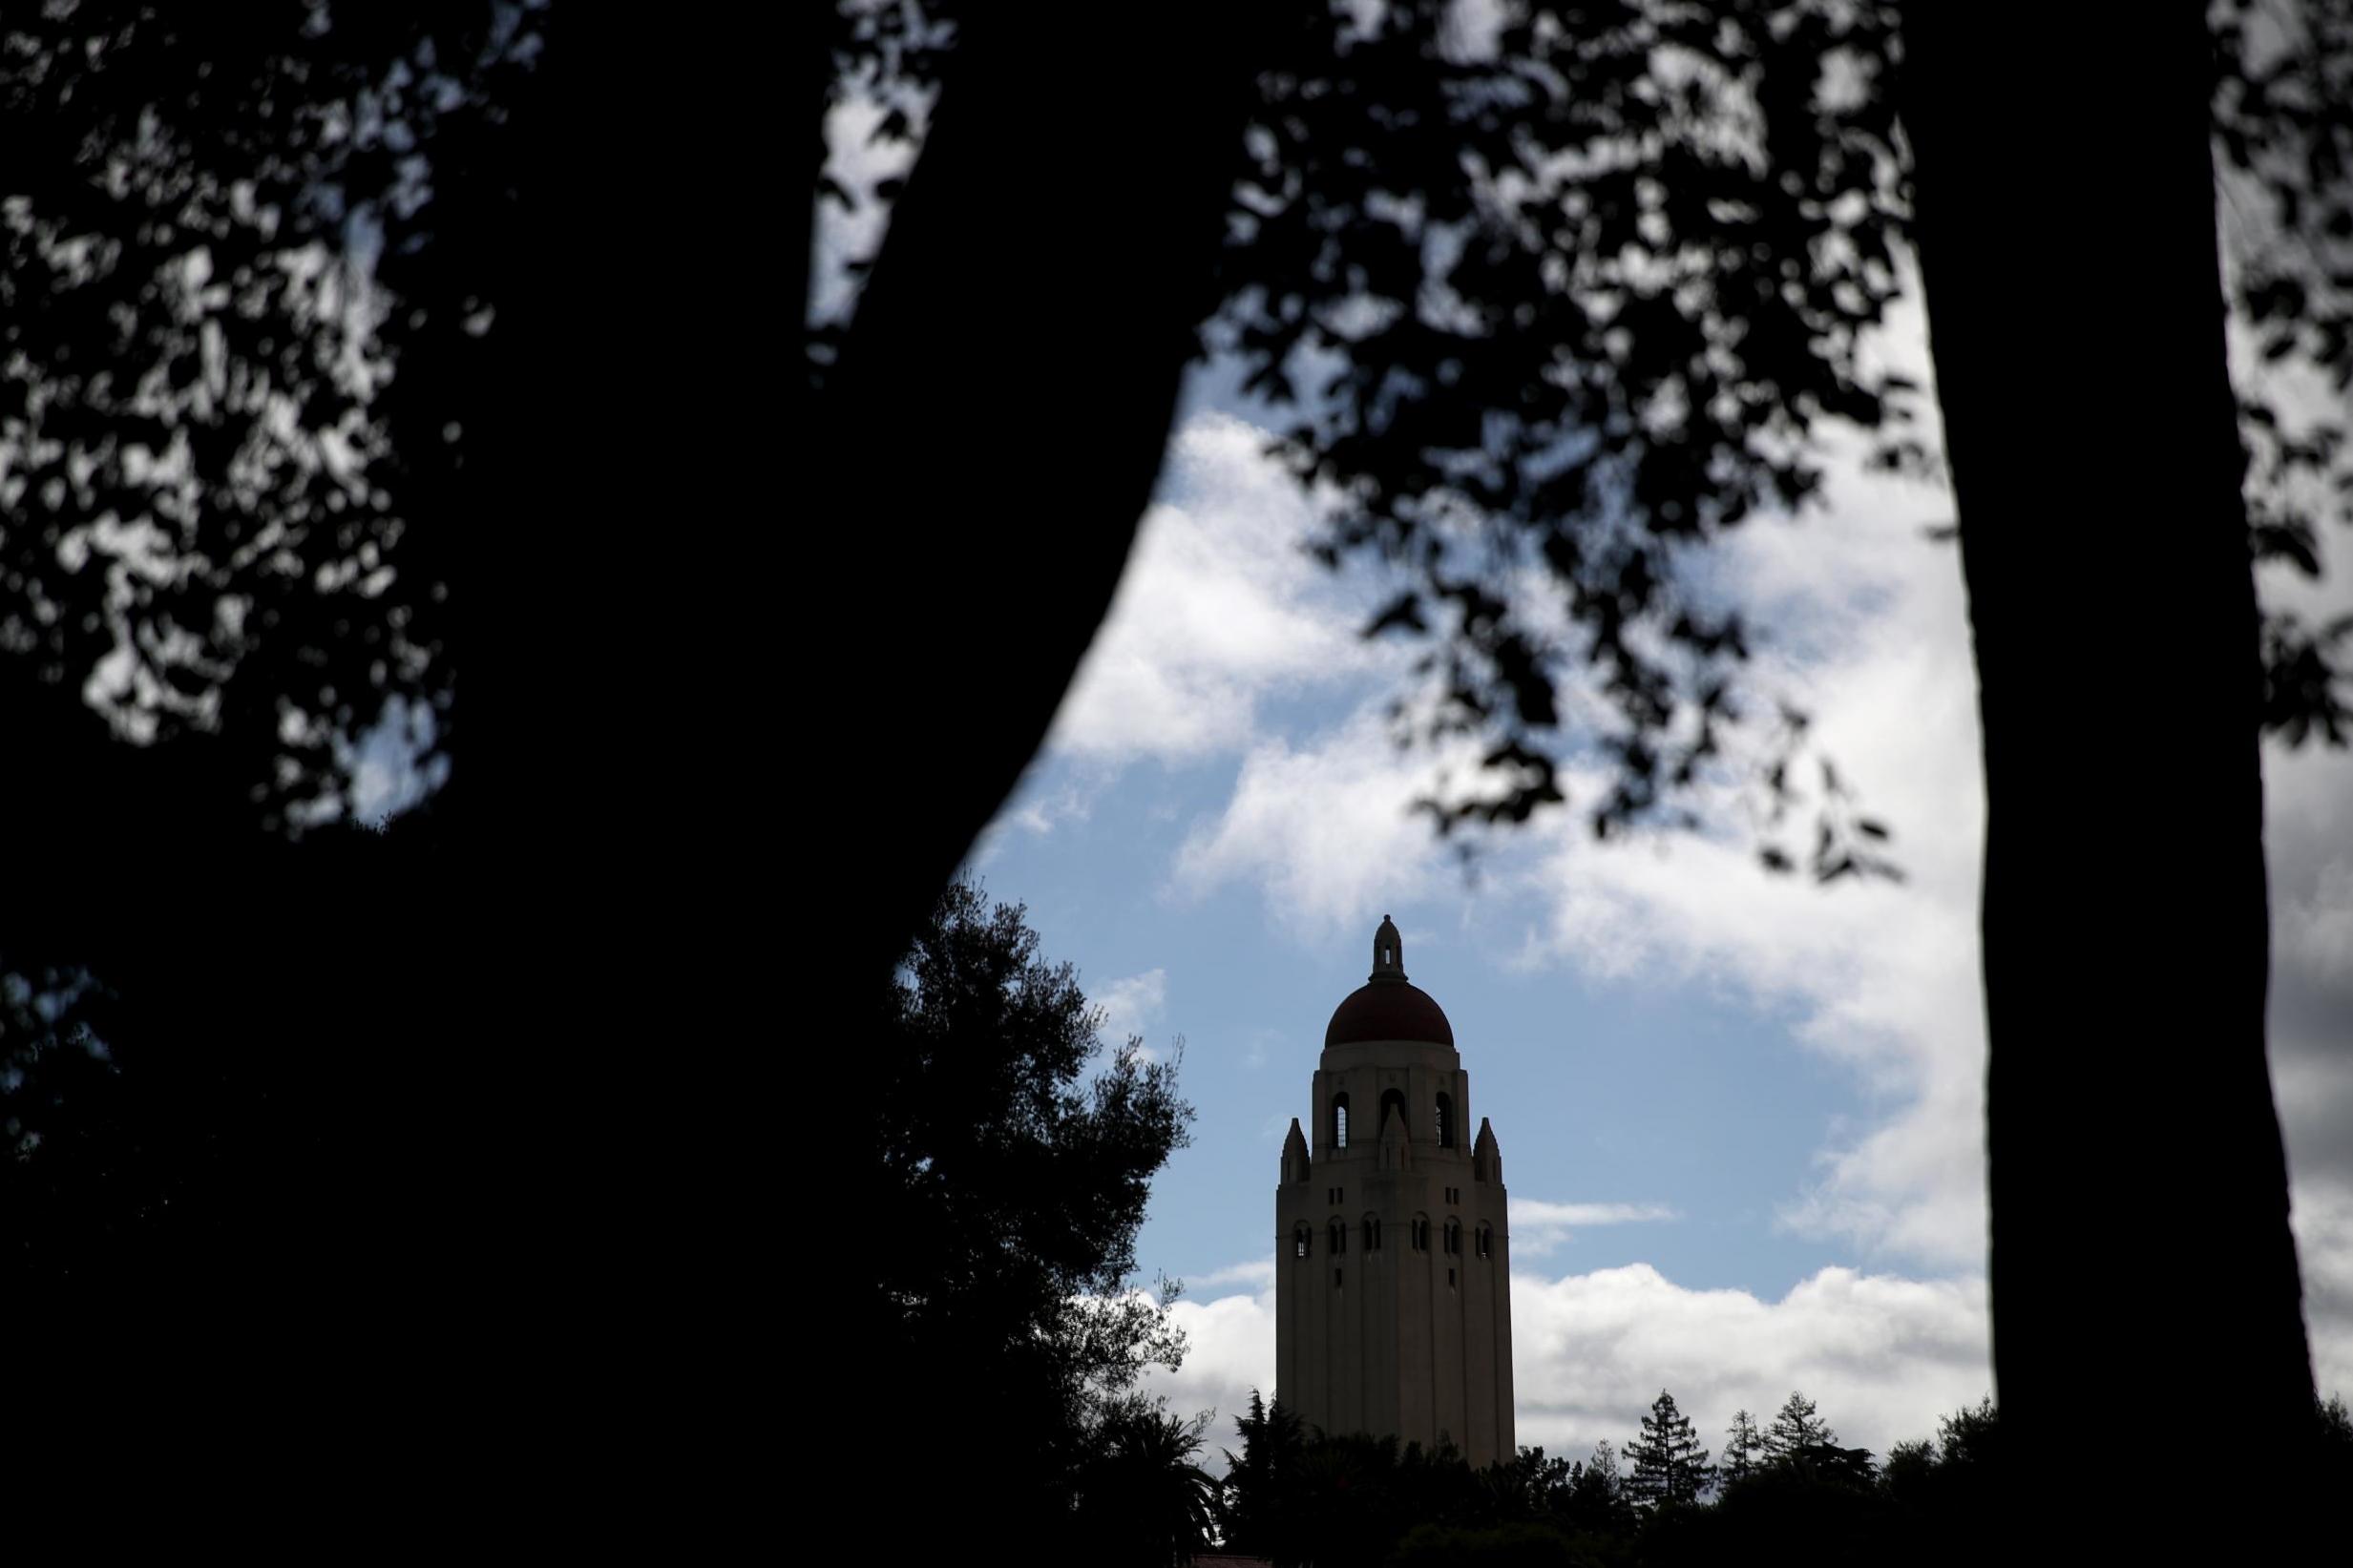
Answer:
[1558, 1439, 1633, 1535]
[1722, 1409, 1764, 1486]
[1624, 1390, 1716, 1508]
[1761, 1391, 1836, 1467]
[1935, 1397, 2000, 1472]
[1224, 1390, 1310, 1560]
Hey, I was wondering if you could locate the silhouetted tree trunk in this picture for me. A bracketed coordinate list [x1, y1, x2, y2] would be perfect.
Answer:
[814, 6, 1266, 982]
[1902, 3, 2313, 1546]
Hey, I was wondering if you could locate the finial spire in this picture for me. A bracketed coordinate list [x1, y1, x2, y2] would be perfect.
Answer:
[1370, 914, 1406, 982]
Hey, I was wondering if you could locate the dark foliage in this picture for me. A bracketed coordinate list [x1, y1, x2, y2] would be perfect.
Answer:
[2216, 0, 2353, 745]
[1227, 1390, 1316, 1561]
[829, 0, 1921, 879]
[2, 4, 863, 1532]
[865, 879, 1196, 1555]
[0, 3, 536, 833]
[823, 0, 2352, 909]
[1218, 0, 1918, 864]
[0, 811, 450, 1290]
[0, 807, 473, 1529]
[1208, 1389, 2351, 1567]
[1073, 1405, 1227, 1565]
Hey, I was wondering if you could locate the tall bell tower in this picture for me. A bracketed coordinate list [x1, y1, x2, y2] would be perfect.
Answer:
[1275, 916, 1515, 1466]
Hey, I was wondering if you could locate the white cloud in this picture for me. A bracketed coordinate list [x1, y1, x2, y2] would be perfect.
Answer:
[1189, 1256, 1279, 1292]
[1094, 968, 1168, 1048]
[1511, 1263, 1991, 1464]
[1510, 1199, 1680, 1256]
[1137, 1258, 1990, 1471]
[2293, 1181, 2353, 1401]
[1142, 1279, 1282, 1461]
[1494, 420, 1990, 1272]
[1045, 413, 1380, 767]
[2270, 729, 2353, 1402]
[1170, 707, 1471, 941]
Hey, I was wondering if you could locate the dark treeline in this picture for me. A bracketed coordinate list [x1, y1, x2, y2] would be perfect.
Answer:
[1195, 1386, 2353, 1568]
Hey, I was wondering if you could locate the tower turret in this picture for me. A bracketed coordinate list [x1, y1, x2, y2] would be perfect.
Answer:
[1473, 1117, 1502, 1184]
[1282, 1118, 1311, 1184]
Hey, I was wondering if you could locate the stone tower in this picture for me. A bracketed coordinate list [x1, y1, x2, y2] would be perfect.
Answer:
[1275, 916, 1515, 1467]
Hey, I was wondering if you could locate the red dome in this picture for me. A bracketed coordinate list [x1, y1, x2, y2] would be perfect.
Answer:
[1325, 980, 1455, 1048]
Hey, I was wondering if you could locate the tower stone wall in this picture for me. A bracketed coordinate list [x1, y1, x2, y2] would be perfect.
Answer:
[1275, 918, 1516, 1467]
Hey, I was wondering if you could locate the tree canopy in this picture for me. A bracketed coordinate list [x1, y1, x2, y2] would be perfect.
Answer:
[824, 0, 2352, 873]
[0, 4, 538, 835]
[865, 878, 1197, 1552]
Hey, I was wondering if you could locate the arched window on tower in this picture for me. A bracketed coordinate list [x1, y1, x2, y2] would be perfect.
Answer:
[1444, 1219, 1462, 1255]
[1293, 1223, 1313, 1259]
[1331, 1093, 1350, 1151]
[1412, 1214, 1431, 1251]
[1380, 1087, 1408, 1139]
[1362, 1215, 1382, 1251]
[1476, 1223, 1493, 1259]
[1329, 1218, 1347, 1255]
[1436, 1092, 1456, 1149]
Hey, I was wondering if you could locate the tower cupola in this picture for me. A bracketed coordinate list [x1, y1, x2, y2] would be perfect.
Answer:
[1326, 915, 1455, 1047]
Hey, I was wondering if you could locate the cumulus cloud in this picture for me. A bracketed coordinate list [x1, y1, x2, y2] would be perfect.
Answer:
[1518, 806, 1989, 1270]
[1140, 1279, 1282, 1460]
[2264, 621, 2353, 1401]
[1511, 1263, 1991, 1463]
[1045, 412, 1381, 767]
[1485, 418, 1993, 1272]
[2293, 1181, 2353, 1401]
[1138, 1259, 1990, 1470]
[1169, 707, 1471, 940]
[1093, 968, 1168, 1048]
[1510, 1199, 1680, 1256]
